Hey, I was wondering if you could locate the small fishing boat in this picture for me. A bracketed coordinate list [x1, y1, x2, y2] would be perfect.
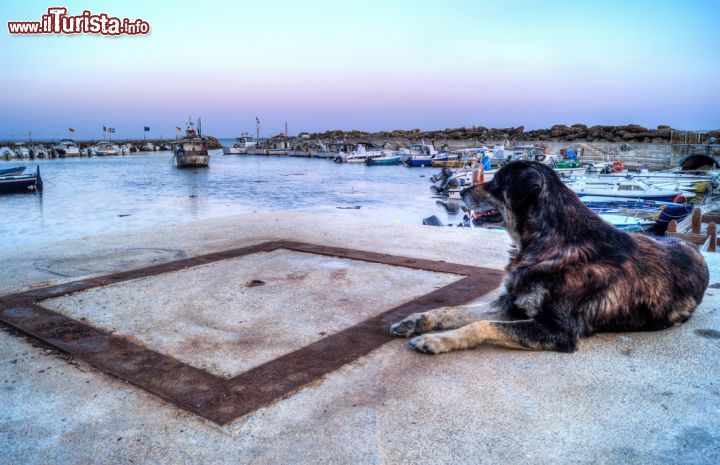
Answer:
[172, 118, 209, 168]
[0, 166, 26, 176]
[223, 135, 257, 154]
[365, 155, 401, 166]
[407, 154, 449, 167]
[308, 142, 333, 158]
[398, 143, 438, 163]
[431, 148, 485, 168]
[569, 178, 695, 202]
[338, 144, 386, 163]
[0, 166, 43, 193]
[248, 140, 289, 155]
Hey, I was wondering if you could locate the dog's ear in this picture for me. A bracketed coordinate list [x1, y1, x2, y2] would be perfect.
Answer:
[506, 166, 544, 210]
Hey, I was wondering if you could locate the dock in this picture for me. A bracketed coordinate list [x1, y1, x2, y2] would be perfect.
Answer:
[1, 212, 719, 464]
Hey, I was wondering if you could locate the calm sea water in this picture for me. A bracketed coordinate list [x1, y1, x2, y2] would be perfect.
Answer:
[0, 149, 464, 251]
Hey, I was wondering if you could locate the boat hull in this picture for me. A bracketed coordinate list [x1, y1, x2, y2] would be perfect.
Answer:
[366, 156, 401, 166]
[223, 147, 249, 155]
[176, 155, 209, 168]
[0, 170, 41, 193]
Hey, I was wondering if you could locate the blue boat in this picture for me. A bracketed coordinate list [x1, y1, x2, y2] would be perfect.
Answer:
[365, 155, 401, 166]
[0, 166, 25, 176]
[0, 166, 43, 193]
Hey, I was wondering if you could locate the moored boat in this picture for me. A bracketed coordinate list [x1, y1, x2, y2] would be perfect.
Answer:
[0, 166, 43, 193]
[0, 166, 26, 176]
[223, 135, 257, 154]
[172, 118, 210, 168]
[54, 139, 80, 157]
[94, 142, 120, 156]
[365, 155, 401, 166]
[569, 178, 695, 202]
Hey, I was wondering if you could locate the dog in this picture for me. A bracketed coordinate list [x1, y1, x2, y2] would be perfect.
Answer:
[390, 161, 709, 354]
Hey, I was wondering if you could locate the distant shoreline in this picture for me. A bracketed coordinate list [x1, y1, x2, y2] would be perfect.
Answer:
[1, 124, 718, 147]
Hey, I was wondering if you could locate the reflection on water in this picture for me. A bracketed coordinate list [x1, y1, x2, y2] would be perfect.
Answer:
[0, 151, 463, 251]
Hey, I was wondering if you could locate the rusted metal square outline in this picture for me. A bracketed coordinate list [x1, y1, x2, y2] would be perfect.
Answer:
[0, 241, 504, 425]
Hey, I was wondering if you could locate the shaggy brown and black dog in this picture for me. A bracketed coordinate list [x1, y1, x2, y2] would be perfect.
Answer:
[390, 160, 709, 354]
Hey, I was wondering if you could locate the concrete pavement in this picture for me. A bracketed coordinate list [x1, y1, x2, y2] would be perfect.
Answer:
[1, 212, 718, 464]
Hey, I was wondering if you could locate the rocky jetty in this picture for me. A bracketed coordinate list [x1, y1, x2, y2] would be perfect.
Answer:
[310, 125, 719, 144]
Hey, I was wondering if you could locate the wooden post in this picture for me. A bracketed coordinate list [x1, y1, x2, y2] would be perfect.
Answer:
[667, 219, 678, 234]
[708, 222, 717, 252]
[692, 208, 702, 234]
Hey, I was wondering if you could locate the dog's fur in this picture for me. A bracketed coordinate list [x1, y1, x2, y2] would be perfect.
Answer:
[390, 161, 709, 354]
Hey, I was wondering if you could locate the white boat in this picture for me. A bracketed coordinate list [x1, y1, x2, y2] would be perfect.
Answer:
[30, 145, 49, 159]
[0, 147, 17, 160]
[142, 142, 157, 151]
[309, 143, 333, 158]
[343, 144, 387, 163]
[569, 178, 695, 202]
[54, 139, 80, 157]
[223, 135, 257, 155]
[94, 142, 120, 156]
[13, 145, 30, 159]
[398, 142, 438, 162]
[119, 145, 130, 155]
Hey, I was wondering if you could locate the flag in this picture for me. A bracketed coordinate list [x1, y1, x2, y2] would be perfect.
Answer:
[103, 126, 107, 132]
[69, 128, 75, 133]
[144, 126, 150, 132]
[176, 127, 181, 132]
[108, 128, 116, 133]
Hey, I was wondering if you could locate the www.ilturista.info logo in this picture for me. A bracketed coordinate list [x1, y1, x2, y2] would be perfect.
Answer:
[7, 7, 150, 36]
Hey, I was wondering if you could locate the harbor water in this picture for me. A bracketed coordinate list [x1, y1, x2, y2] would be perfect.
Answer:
[0, 150, 464, 252]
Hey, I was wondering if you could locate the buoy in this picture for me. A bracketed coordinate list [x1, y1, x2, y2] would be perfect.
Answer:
[611, 161, 624, 173]
[472, 162, 485, 185]
[673, 194, 688, 204]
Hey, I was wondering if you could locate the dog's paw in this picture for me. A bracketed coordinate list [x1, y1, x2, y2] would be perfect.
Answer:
[409, 334, 454, 355]
[390, 319, 418, 337]
[390, 313, 434, 337]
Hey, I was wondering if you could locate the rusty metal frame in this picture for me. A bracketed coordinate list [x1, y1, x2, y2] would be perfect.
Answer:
[0, 241, 503, 425]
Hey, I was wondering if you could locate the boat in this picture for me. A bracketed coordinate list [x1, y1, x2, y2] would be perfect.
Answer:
[248, 139, 289, 156]
[0, 166, 26, 176]
[569, 178, 695, 202]
[406, 153, 449, 167]
[94, 142, 120, 156]
[366, 155, 401, 166]
[30, 145, 49, 159]
[54, 139, 80, 157]
[337, 144, 386, 163]
[431, 149, 480, 168]
[223, 135, 257, 154]
[398, 143, 438, 162]
[308, 142, 333, 158]
[142, 142, 157, 151]
[14, 145, 30, 159]
[1, 147, 17, 160]
[172, 118, 210, 168]
[0, 166, 43, 193]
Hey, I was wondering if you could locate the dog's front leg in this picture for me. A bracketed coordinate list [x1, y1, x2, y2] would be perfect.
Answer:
[409, 319, 577, 354]
[389, 306, 511, 337]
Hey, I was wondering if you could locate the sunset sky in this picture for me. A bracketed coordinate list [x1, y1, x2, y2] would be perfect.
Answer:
[1, 0, 718, 139]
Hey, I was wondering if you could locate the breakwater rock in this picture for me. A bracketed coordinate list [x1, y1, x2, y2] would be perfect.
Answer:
[310, 125, 719, 144]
